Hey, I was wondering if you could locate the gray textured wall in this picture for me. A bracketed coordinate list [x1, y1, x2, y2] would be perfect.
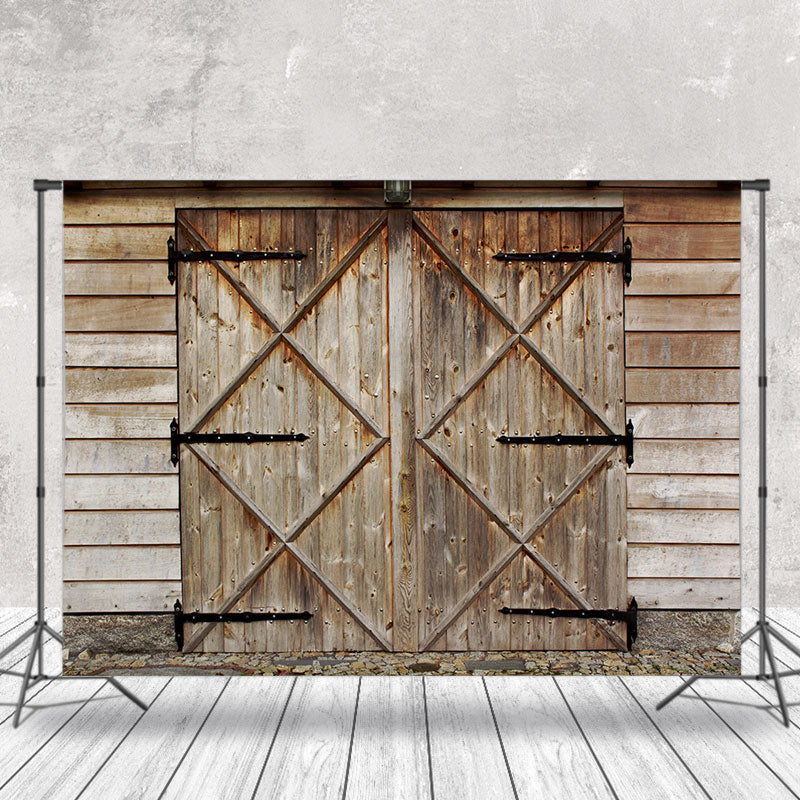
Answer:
[0, 1, 798, 609]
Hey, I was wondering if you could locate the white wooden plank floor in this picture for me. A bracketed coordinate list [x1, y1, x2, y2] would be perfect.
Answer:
[0, 608, 799, 800]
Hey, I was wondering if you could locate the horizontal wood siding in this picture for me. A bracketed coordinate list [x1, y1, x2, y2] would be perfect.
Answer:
[64, 545, 181, 581]
[64, 511, 180, 546]
[624, 187, 740, 609]
[64, 196, 178, 612]
[63, 581, 181, 613]
[625, 332, 739, 367]
[65, 334, 177, 367]
[62, 184, 740, 614]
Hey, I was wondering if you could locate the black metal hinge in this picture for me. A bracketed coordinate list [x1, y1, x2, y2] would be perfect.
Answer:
[167, 236, 306, 285]
[500, 597, 638, 649]
[493, 236, 632, 287]
[497, 419, 634, 467]
[173, 600, 312, 649]
[170, 418, 309, 465]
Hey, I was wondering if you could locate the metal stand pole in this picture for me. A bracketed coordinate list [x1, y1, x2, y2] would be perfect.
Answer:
[0, 180, 149, 727]
[657, 179, 800, 727]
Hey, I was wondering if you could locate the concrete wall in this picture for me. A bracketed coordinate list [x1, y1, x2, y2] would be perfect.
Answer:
[0, 0, 798, 609]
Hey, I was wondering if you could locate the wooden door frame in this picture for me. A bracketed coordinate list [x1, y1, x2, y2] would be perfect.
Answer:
[175, 209, 392, 652]
[174, 203, 629, 653]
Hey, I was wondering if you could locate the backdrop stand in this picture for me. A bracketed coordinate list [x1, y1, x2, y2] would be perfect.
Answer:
[657, 178, 800, 727]
[0, 180, 148, 728]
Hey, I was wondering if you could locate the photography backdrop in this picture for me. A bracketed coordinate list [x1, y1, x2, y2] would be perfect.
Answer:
[59, 182, 740, 663]
[0, 1, 799, 619]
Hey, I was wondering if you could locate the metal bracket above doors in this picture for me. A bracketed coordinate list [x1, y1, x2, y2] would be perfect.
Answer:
[500, 597, 638, 649]
[173, 600, 313, 650]
[492, 236, 633, 286]
[170, 418, 309, 465]
[496, 420, 634, 467]
[167, 236, 306, 284]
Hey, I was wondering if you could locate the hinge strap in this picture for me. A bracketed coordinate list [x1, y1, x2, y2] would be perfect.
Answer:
[170, 418, 309, 465]
[493, 236, 632, 286]
[497, 419, 634, 467]
[173, 600, 312, 650]
[500, 597, 638, 649]
[167, 236, 306, 285]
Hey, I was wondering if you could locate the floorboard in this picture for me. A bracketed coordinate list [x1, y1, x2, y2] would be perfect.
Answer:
[0, 609, 63, 727]
[0, 678, 104, 781]
[424, 676, 517, 800]
[556, 676, 708, 799]
[0, 677, 168, 800]
[623, 676, 796, 799]
[251, 676, 360, 800]
[0, 609, 34, 637]
[485, 676, 615, 800]
[754, 608, 800, 636]
[1, 608, 800, 800]
[75, 676, 228, 800]
[345, 676, 432, 800]
[159, 676, 295, 800]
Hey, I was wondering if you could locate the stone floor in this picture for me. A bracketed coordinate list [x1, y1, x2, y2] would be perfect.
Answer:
[63, 646, 740, 677]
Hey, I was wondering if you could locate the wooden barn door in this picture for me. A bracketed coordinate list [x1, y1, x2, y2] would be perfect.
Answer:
[175, 209, 393, 653]
[175, 205, 629, 653]
[406, 209, 630, 652]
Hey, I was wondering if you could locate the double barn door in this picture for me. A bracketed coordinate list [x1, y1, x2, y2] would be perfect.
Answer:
[175, 206, 629, 653]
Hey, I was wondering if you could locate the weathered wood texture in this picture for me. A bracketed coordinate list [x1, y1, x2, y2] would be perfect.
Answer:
[177, 208, 392, 652]
[64, 186, 625, 223]
[623, 187, 740, 610]
[413, 208, 628, 651]
[62, 184, 741, 618]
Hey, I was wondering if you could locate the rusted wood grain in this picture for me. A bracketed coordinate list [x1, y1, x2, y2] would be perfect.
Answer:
[626, 332, 739, 367]
[625, 262, 740, 295]
[625, 296, 740, 331]
[626, 224, 740, 259]
[626, 368, 739, 403]
[64, 297, 176, 332]
[623, 189, 741, 223]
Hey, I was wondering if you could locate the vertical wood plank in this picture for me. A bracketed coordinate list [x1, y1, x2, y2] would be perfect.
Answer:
[159, 677, 295, 800]
[389, 209, 418, 652]
[346, 677, 432, 800]
[76, 678, 229, 800]
[425, 677, 516, 800]
[252, 677, 359, 800]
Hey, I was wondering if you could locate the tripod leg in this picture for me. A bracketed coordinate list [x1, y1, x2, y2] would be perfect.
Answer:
[741, 622, 759, 644]
[0, 625, 35, 663]
[768, 626, 800, 660]
[656, 675, 700, 711]
[105, 677, 149, 712]
[43, 623, 64, 645]
[13, 626, 42, 728]
[763, 629, 790, 727]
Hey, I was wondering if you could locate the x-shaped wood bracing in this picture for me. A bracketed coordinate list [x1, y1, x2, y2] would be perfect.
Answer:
[178, 211, 628, 652]
[412, 213, 628, 651]
[178, 212, 392, 652]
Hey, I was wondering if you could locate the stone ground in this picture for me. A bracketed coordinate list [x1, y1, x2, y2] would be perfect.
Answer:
[63, 647, 740, 677]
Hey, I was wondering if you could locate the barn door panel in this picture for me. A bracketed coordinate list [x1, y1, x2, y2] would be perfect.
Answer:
[412, 209, 629, 652]
[177, 209, 392, 653]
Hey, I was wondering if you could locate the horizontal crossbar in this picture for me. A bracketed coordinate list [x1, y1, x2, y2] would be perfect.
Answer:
[493, 237, 632, 286]
[173, 600, 312, 649]
[170, 418, 308, 464]
[167, 236, 306, 283]
[496, 420, 634, 467]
